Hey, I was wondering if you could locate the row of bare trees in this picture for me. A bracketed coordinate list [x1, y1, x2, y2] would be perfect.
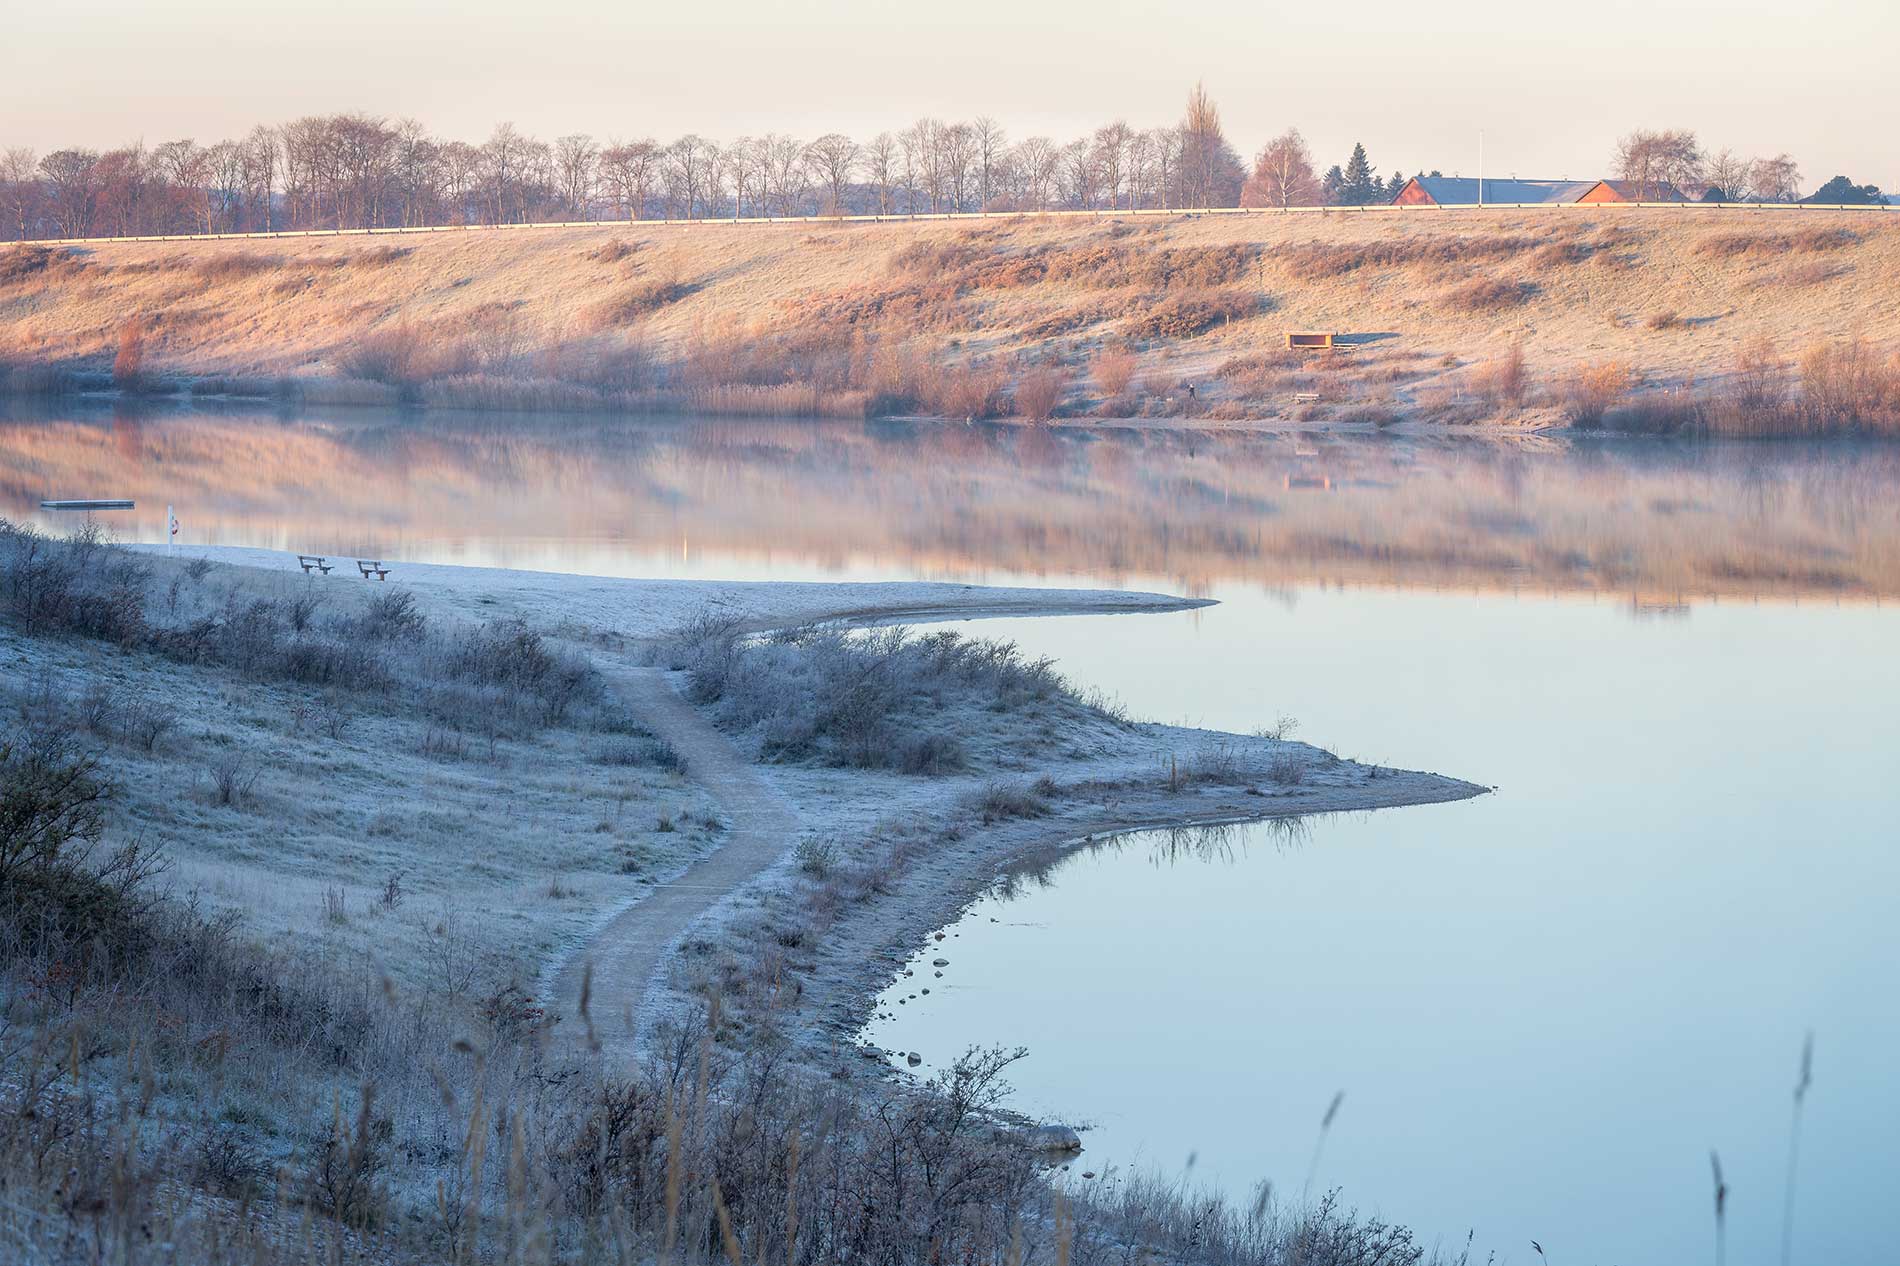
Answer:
[1613, 128, 1803, 201]
[0, 87, 1248, 241]
[3, 104, 1844, 242]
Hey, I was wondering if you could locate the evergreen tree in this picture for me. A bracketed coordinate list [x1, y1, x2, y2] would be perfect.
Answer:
[1321, 164, 1345, 204]
[1387, 171, 1405, 202]
[1340, 142, 1376, 204]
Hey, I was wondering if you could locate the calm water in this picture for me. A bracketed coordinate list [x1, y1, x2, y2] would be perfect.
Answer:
[4, 405, 1896, 1264]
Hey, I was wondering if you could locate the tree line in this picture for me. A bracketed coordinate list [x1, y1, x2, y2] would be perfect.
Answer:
[1, 93, 1880, 242]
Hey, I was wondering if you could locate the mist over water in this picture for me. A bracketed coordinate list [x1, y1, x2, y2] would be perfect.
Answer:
[4, 405, 1895, 1263]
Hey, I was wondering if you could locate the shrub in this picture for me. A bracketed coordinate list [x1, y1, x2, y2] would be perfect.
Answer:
[1013, 364, 1069, 421]
[971, 781, 1050, 823]
[195, 252, 282, 282]
[1092, 348, 1138, 398]
[1645, 311, 1686, 331]
[1469, 341, 1529, 406]
[794, 837, 839, 877]
[1125, 288, 1257, 339]
[1560, 361, 1636, 427]
[0, 730, 108, 881]
[113, 318, 148, 388]
[1447, 277, 1536, 313]
[585, 277, 694, 329]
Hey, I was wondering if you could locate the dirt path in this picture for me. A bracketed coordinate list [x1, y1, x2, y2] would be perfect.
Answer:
[548, 665, 799, 1062]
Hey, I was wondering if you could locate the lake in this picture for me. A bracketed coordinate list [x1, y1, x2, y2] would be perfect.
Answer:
[3, 403, 1895, 1264]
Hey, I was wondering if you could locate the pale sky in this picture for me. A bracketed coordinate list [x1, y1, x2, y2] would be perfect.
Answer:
[6, 0, 1897, 188]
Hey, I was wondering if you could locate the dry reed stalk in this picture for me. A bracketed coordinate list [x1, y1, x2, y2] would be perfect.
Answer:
[1302, 1090, 1345, 1201]
[1781, 1032, 1813, 1266]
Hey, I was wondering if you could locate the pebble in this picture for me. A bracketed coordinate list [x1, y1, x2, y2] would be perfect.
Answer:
[906, 1052, 922, 1066]
[932, 958, 949, 967]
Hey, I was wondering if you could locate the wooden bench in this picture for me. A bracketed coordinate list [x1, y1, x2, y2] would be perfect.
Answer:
[356, 559, 390, 581]
[1285, 331, 1337, 350]
[297, 555, 333, 575]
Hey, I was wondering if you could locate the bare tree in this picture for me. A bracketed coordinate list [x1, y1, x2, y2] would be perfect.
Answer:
[865, 132, 899, 214]
[1178, 82, 1225, 208]
[759, 134, 808, 217]
[1748, 153, 1801, 202]
[906, 118, 945, 211]
[600, 138, 660, 220]
[1703, 148, 1751, 202]
[554, 133, 599, 219]
[1059, 138, 1096, 209]
[39, 149, 101, 237]
[1614, 128, 1703, 199]
[805, 132, 859, 214]
[664, 134, 715, 218]
[1092, 122, 1132, 210]
[1011, 137, 1060, 210]
[391, 119, 439, 226]
[941, 122, 976, 211]
[1, 146, 38, 239]
[1241, 128, 1323, 208]
[1145, 126, 1181, 210]
[241, 126, 278, 230]
[973, 116, 1007, 210]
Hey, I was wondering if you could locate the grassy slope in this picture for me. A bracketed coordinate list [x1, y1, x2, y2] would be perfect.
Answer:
[3, 209, 1896, 421]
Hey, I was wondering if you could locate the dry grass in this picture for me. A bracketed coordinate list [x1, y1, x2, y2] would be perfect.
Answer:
[4, 211, 1897, 428]
[1446, 277, 1536, 313]
[1124, 288, 1258, 339]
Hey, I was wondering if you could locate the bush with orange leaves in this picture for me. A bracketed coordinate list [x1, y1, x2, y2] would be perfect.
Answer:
[112, 318, 147, 388]
[1560, 360, 1635, 427]
[1012, 364, 1070, 421]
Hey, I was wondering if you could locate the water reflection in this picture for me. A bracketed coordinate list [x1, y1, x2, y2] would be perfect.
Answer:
[4, 402, 1899, 603]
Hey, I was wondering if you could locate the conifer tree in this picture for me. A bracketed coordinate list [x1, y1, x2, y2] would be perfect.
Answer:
[1340, 142, 1376, 204]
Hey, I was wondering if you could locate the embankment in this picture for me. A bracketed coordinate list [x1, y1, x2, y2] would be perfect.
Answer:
[3, 209, 1896, 429]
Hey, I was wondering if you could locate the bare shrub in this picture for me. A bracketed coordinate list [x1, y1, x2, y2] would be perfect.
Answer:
[113, 318, 148, 388]
[1560, 361, 1635, 427]
[339, 322, 428, 385]
[357, 589, 425, 639]
[677, 623, 1085, 773]
[1281, 234, 1536, 280]
[120, 694, 175, 752]
[1124, 288, 1257, 339]
[971, 780, 1050, 823]
[794, 837, 838, 877]
[208, 752, 258, 807]
[1447, 277, 1536, 313]
[353, 245, 411, 267]
[585, 276, 693, 329]
[195, 252, 282, 282]
[589, 238, 639, 264]
[1092, 348, 1138, 398]
[1013, 364, 1069, 421]
[1645, 311, 1686, 331]
[1469, 341, 1529, 407]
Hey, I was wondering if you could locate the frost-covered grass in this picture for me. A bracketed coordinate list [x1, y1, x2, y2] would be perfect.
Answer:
[659, 617, 1130, 774]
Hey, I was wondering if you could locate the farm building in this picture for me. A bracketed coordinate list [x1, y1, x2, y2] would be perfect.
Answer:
[1573, 180, 1689, 203]
[1391, 176, 1597, 206]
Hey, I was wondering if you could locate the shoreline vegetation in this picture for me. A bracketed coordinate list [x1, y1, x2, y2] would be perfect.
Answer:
[4, 211, 1898, 438]
[0, 529, 1483, 1264]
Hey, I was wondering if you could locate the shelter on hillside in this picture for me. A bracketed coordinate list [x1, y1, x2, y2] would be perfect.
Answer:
[1391, 177, 1597, 206]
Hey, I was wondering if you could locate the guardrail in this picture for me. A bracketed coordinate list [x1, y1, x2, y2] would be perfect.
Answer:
[7, 198, 1894, 248]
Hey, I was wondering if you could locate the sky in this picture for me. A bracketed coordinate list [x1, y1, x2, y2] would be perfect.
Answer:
[5, 0, 1897, 189]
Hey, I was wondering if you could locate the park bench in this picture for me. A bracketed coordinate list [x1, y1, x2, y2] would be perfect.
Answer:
[356, 559, 391, 581]
[297, 555, 333, 575]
